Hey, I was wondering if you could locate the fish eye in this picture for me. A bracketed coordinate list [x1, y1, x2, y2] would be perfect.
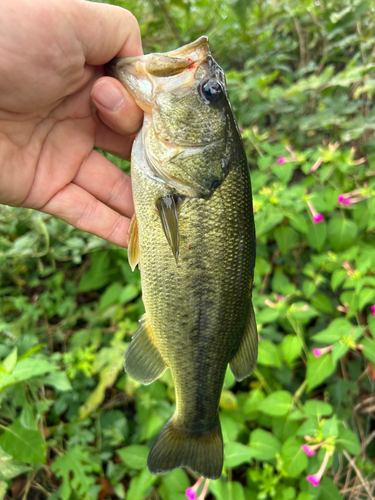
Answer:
[200, 79, 223, 103]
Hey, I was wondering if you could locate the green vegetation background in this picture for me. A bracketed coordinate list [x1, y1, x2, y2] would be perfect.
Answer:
[1, 0, 375, 499]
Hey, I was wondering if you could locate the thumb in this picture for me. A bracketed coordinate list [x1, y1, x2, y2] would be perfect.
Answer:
[68, 0, 143, 64]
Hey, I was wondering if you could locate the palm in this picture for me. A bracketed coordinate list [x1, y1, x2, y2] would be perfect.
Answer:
[0, 0, 143, 247]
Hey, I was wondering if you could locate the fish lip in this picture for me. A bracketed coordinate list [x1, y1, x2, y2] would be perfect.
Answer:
[106, 36, 209, 69]
[104, 36, 210, 81]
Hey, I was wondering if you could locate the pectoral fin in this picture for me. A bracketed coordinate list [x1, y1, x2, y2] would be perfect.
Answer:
[124, 314, 167, 385]
[155, 195, 180, 263]
[230, 302, 258, 381]
[127, 214, 140, 271]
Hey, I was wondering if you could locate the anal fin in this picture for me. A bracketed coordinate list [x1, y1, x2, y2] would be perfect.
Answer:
[127, 214, 140, 271]
[230, 302, 258, 381]
[124, 315, 166, 385]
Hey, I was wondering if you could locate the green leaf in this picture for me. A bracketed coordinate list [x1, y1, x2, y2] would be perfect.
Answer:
[248, 429, 281, 460]
[304, 400, 333, 419]
[127, 467, 156, 500]
[257, 341, 281, 368]
[272, 162, 293, 183]
[2, 347, 17, 373]
[306, 354, 336, 391]
[120, 284, 140, 304]
[296, 418, 319, 437]
[311, 294, 333, 314]
[306, 221, 326, 252]
[281, 437, 308, 478]
[0, 420, 46, 464]
[0, 447, 31, 481]
[255, 212, 284, 237]
[358, 288, 375, 310]
[256, 307, 280, 324]
[51, 446, 100, 500]
[224, 442, 252, 468]
[318, 477, 343, 500]
[0, 358, 58, 391]
[311, 318, 353, 343]
[77, 252, 113, 292]
[99, 282, 124, 310]
[243, 389, 266, 417]
[220, 413, 243, 443]
[331, 342, 349, 364]
[322, 416, 339, 438]
[210, 480, 246, 500]
[328, 218, 358, 252]
[0, 481, 6, 500]
[258, 391, 293, 417]
[362, 338, 375, 365]
[287, 213, 308, 234]
[79, 350, 124, 419]
[258, 155, 272, 171]
[272, 417, 299, 442]
[162, 469, 189, 496]
[274, 226, 298, 255]
[42, 372, 72, 392]
[282, 335, 303, 364]
[331, 269, 347, 291]
[336, 428, 361, 455]
[117, 445, 149, 470]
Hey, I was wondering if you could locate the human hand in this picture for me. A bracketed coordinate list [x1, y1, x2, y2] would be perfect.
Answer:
[0, 0, 144, 247]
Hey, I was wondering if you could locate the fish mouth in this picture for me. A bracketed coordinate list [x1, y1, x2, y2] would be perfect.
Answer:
[105, 36, 210, 77]
[104, 37, 211, 112]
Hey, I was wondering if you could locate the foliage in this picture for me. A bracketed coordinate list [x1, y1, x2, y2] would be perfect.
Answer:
[1, 0, 375, 499]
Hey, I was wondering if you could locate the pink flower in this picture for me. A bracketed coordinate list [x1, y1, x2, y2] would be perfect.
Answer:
[301, 445, 316, 456]
[313, 345, 333, 358]
[313, 213, 324, 224]
[372, 305, 375, 317]
[308, 202, 324, 224]
[337, 194, 345, 204]
[344, 199, 352, 205]
[306, 452, 330, 487]
[186, 478, 208, 500]
[306, 474, 321, 487]
[186, 489, 195, 500]
[278, 157, 286, 164]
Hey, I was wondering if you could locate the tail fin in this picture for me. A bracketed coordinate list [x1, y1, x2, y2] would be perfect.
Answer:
[147, 416, 223, 479]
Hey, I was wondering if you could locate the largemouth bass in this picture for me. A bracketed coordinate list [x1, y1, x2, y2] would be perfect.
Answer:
[106, 37, 257, 479]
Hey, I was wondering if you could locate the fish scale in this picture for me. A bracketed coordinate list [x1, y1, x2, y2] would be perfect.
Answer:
[105, 36, 257, 479]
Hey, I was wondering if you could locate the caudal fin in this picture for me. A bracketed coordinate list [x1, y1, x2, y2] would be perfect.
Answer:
[147, 416, 223, 479]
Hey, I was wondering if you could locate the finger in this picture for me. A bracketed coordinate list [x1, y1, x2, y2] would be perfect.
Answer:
[40, 182, 131, 248]
[73, 150, 134, 216]
[94, 125, 136, 161]
[91, 77, 143, 136]
[70, 1, 143, 63]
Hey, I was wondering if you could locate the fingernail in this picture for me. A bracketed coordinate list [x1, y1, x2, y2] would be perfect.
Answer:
[91, 81, 124, 111]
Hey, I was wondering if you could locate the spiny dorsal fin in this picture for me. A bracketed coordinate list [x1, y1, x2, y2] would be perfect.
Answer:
[155, 195, 180, 263]
[127, 214, 140, 271]
[230, 302, 258, 381]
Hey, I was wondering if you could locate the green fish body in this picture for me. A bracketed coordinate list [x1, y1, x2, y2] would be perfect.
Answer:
[106, 37, 257, 479]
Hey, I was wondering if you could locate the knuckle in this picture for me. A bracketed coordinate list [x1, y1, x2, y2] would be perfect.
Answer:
[107, 170, 131, 205]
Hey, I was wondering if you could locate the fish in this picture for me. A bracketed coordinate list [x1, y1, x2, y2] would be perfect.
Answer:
[105, 36, 257, 479]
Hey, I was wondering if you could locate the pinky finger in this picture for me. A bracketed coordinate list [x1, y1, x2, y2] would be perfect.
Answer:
[40, 183, 131, 247]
